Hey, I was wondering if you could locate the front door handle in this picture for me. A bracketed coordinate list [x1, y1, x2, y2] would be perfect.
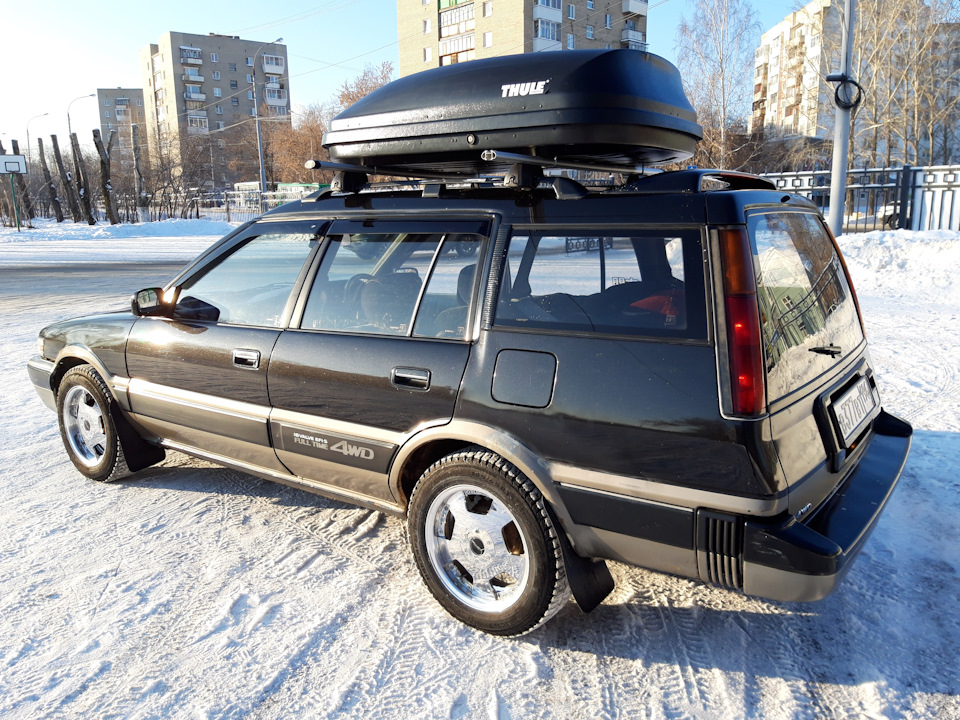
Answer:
[391, 366, 431, 391]
[233, 349, 261, 369]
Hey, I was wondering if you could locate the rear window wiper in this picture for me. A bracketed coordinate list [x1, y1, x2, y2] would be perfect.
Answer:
[810, 344, 843, 357]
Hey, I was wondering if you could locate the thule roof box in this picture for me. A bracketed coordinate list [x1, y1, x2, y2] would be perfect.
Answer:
[322, 49, 702, 175]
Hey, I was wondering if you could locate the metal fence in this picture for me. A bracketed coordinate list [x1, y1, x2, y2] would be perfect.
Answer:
[761, 164, 960, 233]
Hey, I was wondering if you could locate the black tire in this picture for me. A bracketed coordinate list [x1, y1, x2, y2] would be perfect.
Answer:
[56, 365, 132, 483]
[407, 447, 570, 636]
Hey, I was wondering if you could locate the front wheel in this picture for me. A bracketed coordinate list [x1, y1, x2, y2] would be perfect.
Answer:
[407, 448, 570, 636]
[57, 365, 132, 483]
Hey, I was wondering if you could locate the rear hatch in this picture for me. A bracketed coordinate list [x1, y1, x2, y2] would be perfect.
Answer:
[747, 210, 881, 515]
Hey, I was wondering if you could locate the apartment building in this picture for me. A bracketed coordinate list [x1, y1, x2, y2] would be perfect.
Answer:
[96, 88, 146, 149]
[749, 0, 839, 139]
[397, 0, 649, 77]
[139, 31, 290, 188]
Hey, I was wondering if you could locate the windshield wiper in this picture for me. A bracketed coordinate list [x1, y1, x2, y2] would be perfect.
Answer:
[810, 345, 843, 357]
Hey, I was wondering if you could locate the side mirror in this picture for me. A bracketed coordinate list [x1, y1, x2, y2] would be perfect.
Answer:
[131, 287, 172, 317]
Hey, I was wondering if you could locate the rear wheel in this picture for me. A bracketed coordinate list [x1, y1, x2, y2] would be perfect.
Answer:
[57, 365, 132, 483]
[408, 447, 570, 635]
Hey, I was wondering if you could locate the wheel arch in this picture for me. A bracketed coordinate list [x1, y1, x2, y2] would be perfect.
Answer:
[51, 345, 117, 401]
[390, 421, 577, 538]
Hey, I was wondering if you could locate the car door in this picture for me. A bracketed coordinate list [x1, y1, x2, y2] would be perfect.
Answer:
[125, 219, 325, 471]
[266, 219, 489, 503]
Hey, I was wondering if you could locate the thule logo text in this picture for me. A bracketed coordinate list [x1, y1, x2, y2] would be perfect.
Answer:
[501, 80, 549, 98]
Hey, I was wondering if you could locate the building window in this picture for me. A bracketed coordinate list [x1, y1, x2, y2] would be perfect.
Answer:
[217, 121, 225, 130]
[228, 62, 237, 71]
[587, 0, 594, 7]
[567, 4, 575, 19]
[246, 56, 254, 66]
[440, 33, 475, 57]
[187, 116, 209, 130]
[116, 107, 127, 118]
[230, 80, 238, 89]
[483, 31, 493, 48]
[567, 33, 575, 49]
[104, 110, 111, 118]
[246, 73, 254, 84]
[211, 52, 219, 62]
[440, 3, 475, 38]
[605, 14, 611, 28]
[586, 25, 594, 39]
[216, 105, 223, 114]
[248, 90, 254, 100]
[423, 19, 431, 33]
[214, 87, 222, 97]
[535, 0, 561, 8]
[138, 99, 143, 106]
[483, 1, 492, 16]
[424, 47, 432, 62]
[263, 55, 284, 69]
[232, 97, 240, 106]
[534, 19, 561, 41]
[212, 70, 221, 80]
[103, 99, 109, 106]
[249, 108, 257, 116]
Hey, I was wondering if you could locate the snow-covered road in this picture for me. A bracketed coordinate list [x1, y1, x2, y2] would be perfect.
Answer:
[0, 220, 957, 719]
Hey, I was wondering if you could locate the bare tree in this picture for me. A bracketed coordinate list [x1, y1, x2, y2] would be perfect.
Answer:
[36, 138, 64, 222]
[93, 129, 120, 225]
[677, 0, 760, 169]
[50, 135, 83, 222]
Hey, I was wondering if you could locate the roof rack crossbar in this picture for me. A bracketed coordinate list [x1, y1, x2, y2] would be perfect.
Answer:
[304, 159, 468, 181]
[481, 150, 646, 176]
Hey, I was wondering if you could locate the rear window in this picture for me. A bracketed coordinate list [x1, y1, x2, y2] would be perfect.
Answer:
[494, 231, 706, 339]
[749, 212, 864, 398]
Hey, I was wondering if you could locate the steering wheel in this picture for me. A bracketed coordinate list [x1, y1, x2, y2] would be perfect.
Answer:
[344, 274, 374, 307]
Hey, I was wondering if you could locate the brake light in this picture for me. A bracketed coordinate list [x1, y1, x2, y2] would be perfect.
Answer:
[719, 229, 765, 416]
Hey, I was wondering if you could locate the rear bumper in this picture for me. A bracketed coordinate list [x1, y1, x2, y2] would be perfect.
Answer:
[27, 356, 57, 412]
[742, 409, 912, 602]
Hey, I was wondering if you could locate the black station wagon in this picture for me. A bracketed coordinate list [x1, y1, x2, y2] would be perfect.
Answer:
[28, 50, 912, 635]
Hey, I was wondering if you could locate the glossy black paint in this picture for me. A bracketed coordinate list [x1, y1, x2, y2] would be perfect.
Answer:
[126, 317, 279, 406]
[744, 410, 911, 576]
[458, 329, 774, 497]
[40, 312, 136, 378]
[268, 331, 471, 433]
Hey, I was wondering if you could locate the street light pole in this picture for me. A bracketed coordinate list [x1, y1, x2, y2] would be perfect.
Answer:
[26, 112, 49, 168]
[252, 37, 283, 206]
[67, 93, 95, 137]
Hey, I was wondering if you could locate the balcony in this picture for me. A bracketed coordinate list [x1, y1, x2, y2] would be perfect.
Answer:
[622, 0, 648, 15]
[621, 29, 647, 50]
[183, 91, 207, 101]
[182, 74, 204, 83]
[264, 79, 282, 89]
[533, 4, 561, 21]
[264, 88, 288, 106]
[533, 37, 561, 53]
[181, 56, 202, 65]
[262, 55, 285, 74]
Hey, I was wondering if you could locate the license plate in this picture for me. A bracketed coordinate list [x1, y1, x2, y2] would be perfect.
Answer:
[832, 377, 878, 446]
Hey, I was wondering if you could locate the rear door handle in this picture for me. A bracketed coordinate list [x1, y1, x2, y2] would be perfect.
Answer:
[391, 366, 431, 391]
[233, 349, 261, 369]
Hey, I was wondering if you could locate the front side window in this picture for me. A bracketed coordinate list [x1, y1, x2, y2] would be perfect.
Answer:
[494, 231, 706, 339]
[176, 229, 318, 326]
[300, 230, 484, 339]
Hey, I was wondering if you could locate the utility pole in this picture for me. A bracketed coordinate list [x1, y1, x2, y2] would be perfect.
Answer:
[827, 0, 859, 237]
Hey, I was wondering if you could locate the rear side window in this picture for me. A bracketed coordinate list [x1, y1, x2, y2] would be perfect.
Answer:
[749, 212, 864, 398]
[494, 231, 706, 339]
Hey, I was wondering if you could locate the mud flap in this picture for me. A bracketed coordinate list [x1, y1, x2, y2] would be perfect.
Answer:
[560, 538, 615, 613]
[110, 404, 166, 472]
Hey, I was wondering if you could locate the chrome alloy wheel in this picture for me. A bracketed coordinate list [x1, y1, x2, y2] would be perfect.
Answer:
[424, 483, 531, 612]
[61, 385, 108, 468]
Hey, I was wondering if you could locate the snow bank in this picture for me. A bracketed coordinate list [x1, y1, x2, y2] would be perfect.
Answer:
[837, 228, 960, 305]
[0, 218, 232, 265]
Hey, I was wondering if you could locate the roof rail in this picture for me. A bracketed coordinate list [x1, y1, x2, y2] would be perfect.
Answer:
[620, 169, 777, 193]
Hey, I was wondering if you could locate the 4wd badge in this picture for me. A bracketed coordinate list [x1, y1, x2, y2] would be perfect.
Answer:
[501, 80, 549, 98]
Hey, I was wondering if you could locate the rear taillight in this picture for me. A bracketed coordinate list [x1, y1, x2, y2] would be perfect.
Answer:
[719, 229, 765, 416]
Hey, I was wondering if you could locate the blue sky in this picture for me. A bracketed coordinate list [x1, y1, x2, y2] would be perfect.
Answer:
[0, 0, 795, 154]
